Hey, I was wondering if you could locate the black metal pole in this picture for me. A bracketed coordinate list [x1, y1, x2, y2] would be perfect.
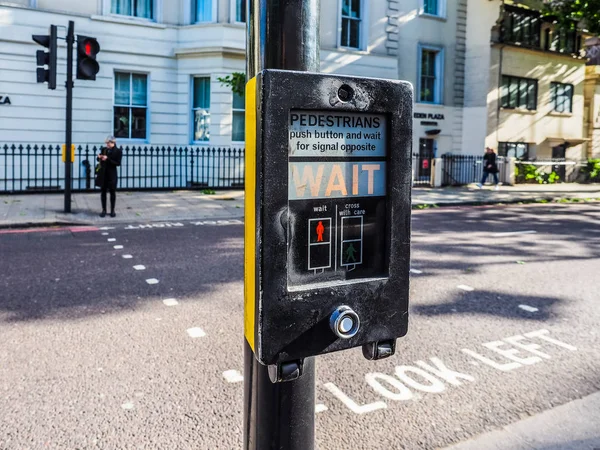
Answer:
[244, 1, 320, 449]
[64, 20, 74, 213]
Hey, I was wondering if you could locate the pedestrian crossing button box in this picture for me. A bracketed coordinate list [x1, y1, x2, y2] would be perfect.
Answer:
[245, 70, 413, 369]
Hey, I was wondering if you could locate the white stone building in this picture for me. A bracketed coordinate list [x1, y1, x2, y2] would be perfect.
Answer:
[0, 0, 397, 147]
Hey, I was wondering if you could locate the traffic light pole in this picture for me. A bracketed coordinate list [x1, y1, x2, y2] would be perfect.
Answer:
[244, 1, 320, 449]
[64, 20, 74, 213]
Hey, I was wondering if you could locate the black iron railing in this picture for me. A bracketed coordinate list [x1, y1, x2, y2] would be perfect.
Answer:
[441, 154, 507, 186]
[412, 152, 433, 186]
[0, 144, 245, 193]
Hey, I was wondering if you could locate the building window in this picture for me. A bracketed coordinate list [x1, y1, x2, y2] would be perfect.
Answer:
[501, 75, 537, 111]
[418, 46, 443, 104]
[111, 0, 154, 19]
[422, 0, 445, 17]
[193, 0, 213, 22]
[498, 142, 529, 160]
[232, 91, 245, 142]
[233, 0, 246, 22]
[551, 82, 573, 113]
[550, 26, 578, 54]
[114, 72, 148, 140]
[192, 77, 211, 142]
[340, 0, 362, 49]
[501, 6, 541, 48]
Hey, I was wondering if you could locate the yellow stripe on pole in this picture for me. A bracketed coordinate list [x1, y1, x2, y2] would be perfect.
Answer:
[244, 76, 257, 352]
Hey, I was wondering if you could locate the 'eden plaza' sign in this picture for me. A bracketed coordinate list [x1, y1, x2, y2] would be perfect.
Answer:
[0, 96, 11, 105]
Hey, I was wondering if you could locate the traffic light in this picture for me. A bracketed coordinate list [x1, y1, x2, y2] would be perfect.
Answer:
[32, 25, 58, 90]
[76, 35, 100, 80]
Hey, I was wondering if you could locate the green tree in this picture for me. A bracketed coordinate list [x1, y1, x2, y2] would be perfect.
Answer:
[217, 72, 246, 96]
[543, 0, 600, 34]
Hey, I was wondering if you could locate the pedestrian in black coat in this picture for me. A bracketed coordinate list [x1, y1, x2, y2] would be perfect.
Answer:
[478, 147, 500, 190]
[96, 136, 123, 217]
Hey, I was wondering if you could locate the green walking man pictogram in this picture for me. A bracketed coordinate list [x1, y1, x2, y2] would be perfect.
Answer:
[345, 243, 357, 263]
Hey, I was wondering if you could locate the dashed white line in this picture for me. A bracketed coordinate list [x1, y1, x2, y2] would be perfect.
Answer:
[163, 298, 179, 306]
[493, 230, 537, 237]
[145, 278, 159, 285]
[107, 238, 116, 242]
[133, 265, 146, 271]
[99, 227, 116, 231]
[457, 285, 475, 292]
[223, 370, 244, 383]
[122, 255, 133, 259]
[101, 232, 109, 236]
[114, 245, 124, 250]
[519, 304, 539, 313]
[315, 404, 328, 413]
[187, 327, 206, 338]
[410, 268, 423, 274]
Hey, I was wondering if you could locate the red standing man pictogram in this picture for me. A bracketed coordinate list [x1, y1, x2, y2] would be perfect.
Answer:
[316, 221, 325, 242]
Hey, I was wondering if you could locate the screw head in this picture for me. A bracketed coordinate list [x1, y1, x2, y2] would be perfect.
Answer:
[337, 84, 354, 102]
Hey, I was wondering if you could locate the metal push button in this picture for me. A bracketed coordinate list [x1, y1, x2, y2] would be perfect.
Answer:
[329, 306, 360, 339]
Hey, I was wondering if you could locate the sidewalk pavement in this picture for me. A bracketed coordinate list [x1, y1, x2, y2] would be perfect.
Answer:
[1, 184, 599, 228]
[446, 391, 600, 450]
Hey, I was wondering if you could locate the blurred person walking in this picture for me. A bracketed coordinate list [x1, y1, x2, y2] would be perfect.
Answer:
[478, 147, 500, 190]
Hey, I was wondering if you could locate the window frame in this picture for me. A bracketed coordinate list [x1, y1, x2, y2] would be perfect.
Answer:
[231, 91, 245, 143]
[500, 75, 538, 111]
[113, 70, 150, 142]
[501, 7, 541, 48]
[190, 76, 212, 144]
[230, 0, 246, 23]
[550, 82, 574, 114]
[498, 142, 530, 160]
[420, 0, 447, 19]
[102, 0, 162, 23]
[337, 0, 366, 51]
[192, 0, 217, 23]
[417, 44, 444, 105]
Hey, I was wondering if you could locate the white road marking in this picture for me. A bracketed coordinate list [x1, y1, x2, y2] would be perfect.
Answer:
[101, 232, 109, 236]
[223, 370, 244, 383]
[457, 285, 474, 292]
[163, 298, 179, 306]
[121, 402, 134, 410]
[315, 404, 328, 413]
[107, 238, 116, 242]
[519, 304, 539, 313]
[99, 227, 116, 230]
[524, 329, 577, 351]
[145, 278, 159, 285]
[395, 366, 446, 393]
[493, 230, 537, 237]
[187, 327, 206, 338]
[122, 255, 133, 259]
[410, 268, 423, 274]
[323, 382, 387, 414]
[133, 265, 146, 271]
[114, 245, 123, 250]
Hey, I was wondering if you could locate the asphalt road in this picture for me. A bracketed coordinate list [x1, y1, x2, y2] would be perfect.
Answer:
[1, 203, 599, 450]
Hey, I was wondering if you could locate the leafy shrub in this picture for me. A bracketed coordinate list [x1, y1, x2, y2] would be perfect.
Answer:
[582, 158, 600, 182]
[516, 164, 560, 184]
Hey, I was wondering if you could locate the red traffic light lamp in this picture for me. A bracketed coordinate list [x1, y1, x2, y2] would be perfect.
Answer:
[76, 35, 100, 80]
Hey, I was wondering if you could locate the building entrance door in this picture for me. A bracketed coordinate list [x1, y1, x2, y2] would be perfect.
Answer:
[552, 145, 566, 180]
[418, 138, 435, 179]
